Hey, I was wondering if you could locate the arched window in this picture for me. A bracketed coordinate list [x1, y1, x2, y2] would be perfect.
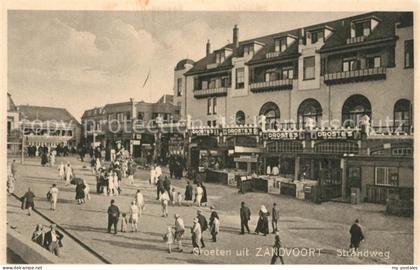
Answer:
[235, 111, 246, 125]
[394, 99, 411, 133]
[259, 102, 280, 129]
[297, 99, 322, 128]
[342, 95, 371, 127]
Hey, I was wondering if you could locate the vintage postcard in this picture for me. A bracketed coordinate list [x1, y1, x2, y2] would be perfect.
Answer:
[1, 0, 418, 267]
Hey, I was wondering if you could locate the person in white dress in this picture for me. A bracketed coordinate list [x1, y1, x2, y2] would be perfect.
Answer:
[129, 201, 140, 232]
[108, 171, 115, 196]
[49, 184, 59, 210]
[135, 189, 145, 211]
[150, 165, 156, 185]
[195, 184, 204, 207]
[58, 162, 65, 181]
[50, 152, 56, 167]
[83, 179, 91, 201]
[113, 171, 119, 196]
[160, 190, 170, 217]
[155, 165, 162, 182]
[64, 163, 73, 185]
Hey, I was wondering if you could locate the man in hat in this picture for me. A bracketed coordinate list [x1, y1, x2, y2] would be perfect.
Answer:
[271, 202, 280, 233]
[44, 223, 64, 256]
[107, 199, 120, 234]
[174, 214, 185, 252]
[191, 218, 202, 254]
[349, 219, 364, 251]
[240, 201, 251, 234]
[209, 206, 220, 242]
[196, 209, 208, 248]
[270, 232, 285, 264]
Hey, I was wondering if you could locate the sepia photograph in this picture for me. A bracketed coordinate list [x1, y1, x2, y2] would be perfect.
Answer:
[3, 1, 416, 266]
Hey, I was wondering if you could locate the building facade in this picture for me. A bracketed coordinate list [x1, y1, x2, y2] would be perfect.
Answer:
[174, 12, 413, 204]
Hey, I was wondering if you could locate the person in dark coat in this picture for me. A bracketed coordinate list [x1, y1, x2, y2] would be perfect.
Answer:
[156, 177, 165, 200]
[169, 155, 175, 178]
[200, 183, 208, 207]
[75, 181, 86, 204]
[41, 151, 48, 166]
[255, 205, 270, 236]
[44, 224, 64, 256]
[107, 199, 120, 234]
[184, 181, 193, 206]
[209, 206, 219, 242]
[349, 219, 364, 251]
[270, 233, 285, 264]
[22, 188, 36, 216]
[163, 176, 171, 194]
[196, 209, 208, 248]
[240, 201, 251, 234]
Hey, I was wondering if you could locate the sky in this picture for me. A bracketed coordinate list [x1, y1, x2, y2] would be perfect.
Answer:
[8, 10, 360, 120]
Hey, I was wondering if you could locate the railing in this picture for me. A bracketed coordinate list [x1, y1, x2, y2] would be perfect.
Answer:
[266, 51, 281, 59]
[206, 63, 219, 69]
[346, 35, 365, 44]
[250, 79, 293, 92]
[324, 67, 386, 85]
[193, 87, 229, 98]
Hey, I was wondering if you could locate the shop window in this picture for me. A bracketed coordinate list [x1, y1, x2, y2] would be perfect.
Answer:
[342, 94, 371, 128]
[235, 111, 246, 125]
[394, 99, 411, 133]
[375, 167, 398, 186]
[297, 98, 322, 129]
[314, 141, 358, 154]
[236, 68, 245, 89]
[303, 56, 315, 80]
[404, 40, 413, 68]
[277, 141, 303, 152]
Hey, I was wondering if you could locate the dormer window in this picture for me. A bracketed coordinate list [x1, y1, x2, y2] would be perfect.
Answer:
[350, 16, 381, 40]
[274, 38, 287, 52]
[216, 52, 225, 63]
[355, 21, 371, 37]
[244, 45, 254, 56]
[311, 31, 323, 44]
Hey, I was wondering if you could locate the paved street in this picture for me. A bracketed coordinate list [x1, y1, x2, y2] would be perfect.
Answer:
[8, 156, 413, 264]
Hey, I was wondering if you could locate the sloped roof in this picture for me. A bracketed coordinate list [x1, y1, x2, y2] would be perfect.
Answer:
[103, 101, 132, 114]
[7, 93, 17, 112]
[18, 105, 80, 125]
[175, 59, 195, 71]
[157, 94, 174, 104]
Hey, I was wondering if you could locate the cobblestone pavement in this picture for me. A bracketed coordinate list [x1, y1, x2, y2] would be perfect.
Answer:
[8, 156, 414, 264]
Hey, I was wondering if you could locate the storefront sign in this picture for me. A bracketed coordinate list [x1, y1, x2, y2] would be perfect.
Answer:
[311, 130, 359, 140]
[234, 155, 258, 163]
[190, 128, 219, 136]
[263, 131, 304, 140]
[131, 140, 141, 145]
[222, 127, 259, 136]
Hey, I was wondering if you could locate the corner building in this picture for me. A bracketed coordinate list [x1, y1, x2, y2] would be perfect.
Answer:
[174, 12, 413, 204]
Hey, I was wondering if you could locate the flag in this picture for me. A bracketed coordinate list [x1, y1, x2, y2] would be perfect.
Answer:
[142, 68, 151, 88]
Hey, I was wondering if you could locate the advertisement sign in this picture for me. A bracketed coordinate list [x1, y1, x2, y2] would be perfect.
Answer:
[263, 131, 304, 140]
[310, 130, 360, 140]
[190, 128, 219, 136]
[222, 127, 259, 136]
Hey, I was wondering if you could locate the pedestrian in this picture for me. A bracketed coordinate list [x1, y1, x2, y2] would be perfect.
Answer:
[44, 224, 64, 256]
[21, 188, 35, 216]
[255, 205, 270, 236]
[120, 213, 128, 232]
[108, 170, 115, 196]
[135, 189, 145, 211]
[160, 190, 170, 217]
[107, 199, 120, 234]
[195, 183, 204, 207]
[150, 165, 156, 185]
[163, 176, 171, 197]
[191, 218, 202, 255]
[271, 202, 280, 233]
[75, 180, 86, 204]
[184, 181, 193, 206]
[113, 171, 120, 196]
[174, 214, 185, 252]
[49, 184, 59, 211]
[209, 206, 220, 242]
[50, 151, 56, 167]
[200, 183, 208, 207]
[128, 161, 136, 185]
[240, 201, 251, 234]
[64, 163, 73, 185]
[163, 226, 175, 253]
[156, 177, 164, 200]
[177, 192, 183, 206]
[83, 179, 91, 201]
[196, 209, 208, 248]
[270, 233, 285, 264]
[31, 224, 46, 247]
[349, 219, 365, 251]
[41, 151, 48, 166]
[170, 187, 177, 206]
[7, 173, 15, 194]
[129, 201, 140, 232]
[11, 159, 17, 179]
[58, 162, 65, 181]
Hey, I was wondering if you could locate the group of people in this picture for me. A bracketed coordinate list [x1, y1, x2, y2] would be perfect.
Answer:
[32, 223, 64, 256]
[168, 154, 186, 179]
[239, 202, 280, 236]
[184, 181, 208, 207]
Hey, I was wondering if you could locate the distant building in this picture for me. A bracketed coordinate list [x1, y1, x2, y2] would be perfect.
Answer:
[7, 93, 20, 136]
[18, 105, 81, 148]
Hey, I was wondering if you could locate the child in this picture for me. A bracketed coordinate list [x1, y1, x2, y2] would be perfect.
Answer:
[171, 187, 177, 206]
[163, 226, 174, 253]
[177, 192, 183, 207]
[121, 213, 128, 232]
[160, 191, 170, 217]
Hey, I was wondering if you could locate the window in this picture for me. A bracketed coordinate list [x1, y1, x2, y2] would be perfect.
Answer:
[221, 77, 230, 87]
[275, 38, 287, 52]
[303, 56, 315, 80]
[235, 111, 246, 125]
[404, 40, 413, 68]
[259, 102, 280, 129]
[116, 113, 124, 122]
[375, 167, 398, 186]
[216, 52, 225, 64]
[177, 78, 182, 96]
[342, 58, 357, 72]
[265, 69, 278, 82]
[212, 120, 217, 127]
[311, 31, 323, 44]
[282, 67, 294, 79]
[212, 98, 217, 114]
[366, 56, 381, 68]
[297, 99, 322, 128]
[209, 78, 216, 89]
[207, 120, 212, 127]
[137, 112, 144, 120]
[394, 99, 411, 133]
[355, 21, 370, 37]
[342, 94, 372, 127]
[236, 68, 244, 89]
[392, 148, 412, 156]
[207, 98, 212, 115]
[202, 80, 208, 90]
[244, 45, 254, 56]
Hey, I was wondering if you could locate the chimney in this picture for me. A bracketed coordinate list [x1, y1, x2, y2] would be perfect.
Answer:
[206, 39, 211, 56]
[130, 98, 136, 119]
[233, 25, 239, 48]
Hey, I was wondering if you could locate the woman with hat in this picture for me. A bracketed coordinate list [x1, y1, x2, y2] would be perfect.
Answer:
[255, 205, 270, 236]
[191, 218, 202, 254]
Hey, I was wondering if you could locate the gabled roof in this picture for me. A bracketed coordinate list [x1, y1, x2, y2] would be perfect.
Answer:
[103, 101, 132, 114]
[7, 93, 17, 112]
[157, 94, 174, 104]
[18, 105, 80, 125]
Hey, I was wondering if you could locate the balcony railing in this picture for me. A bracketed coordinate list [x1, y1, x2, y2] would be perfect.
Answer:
[193, 87, 229, 99]
[250, 79, 293, 93]
[346, 35, 365, 44]
[206, 63, 219, 69]
[266, 51, 281, 59]
[324, 67, 386, 85]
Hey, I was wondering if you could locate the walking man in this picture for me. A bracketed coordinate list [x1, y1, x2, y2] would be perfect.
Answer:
[271, 202, 280, 233]
[44, 224, 64, 257]
[196, 209, 208, 248]
[22, 188, 36, 216]
[107, 199, 120, 234]
[240, 201, 251, 234]
[174, 214, 185, 252]
[11, 159, 17, 179]
[349, 219, 365, 251]
[270, 232, 285, 264]
[49, 184, 59, 211]
[191, 218, 202, 255]
[209, 206, 220, 242]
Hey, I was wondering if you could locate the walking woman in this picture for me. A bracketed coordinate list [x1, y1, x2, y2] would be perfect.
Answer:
[58, 162, 65, 181]
[129, 201, 140, 232]
[255, 205, 270, 236]
[49, 184, 59, 210]
[75, 180, 86, 204]
[195, 183, 203, 207]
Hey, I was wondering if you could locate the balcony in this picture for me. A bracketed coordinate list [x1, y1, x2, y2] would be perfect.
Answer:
[324, 67, 386, 85]
[250, 79, 293, 93]
[265, 51, 281, 59]
[346, 35, 365, 44]
[193, 87, 229, 99]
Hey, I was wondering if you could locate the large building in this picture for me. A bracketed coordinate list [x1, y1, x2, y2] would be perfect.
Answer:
[174, 12, 413, 204]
